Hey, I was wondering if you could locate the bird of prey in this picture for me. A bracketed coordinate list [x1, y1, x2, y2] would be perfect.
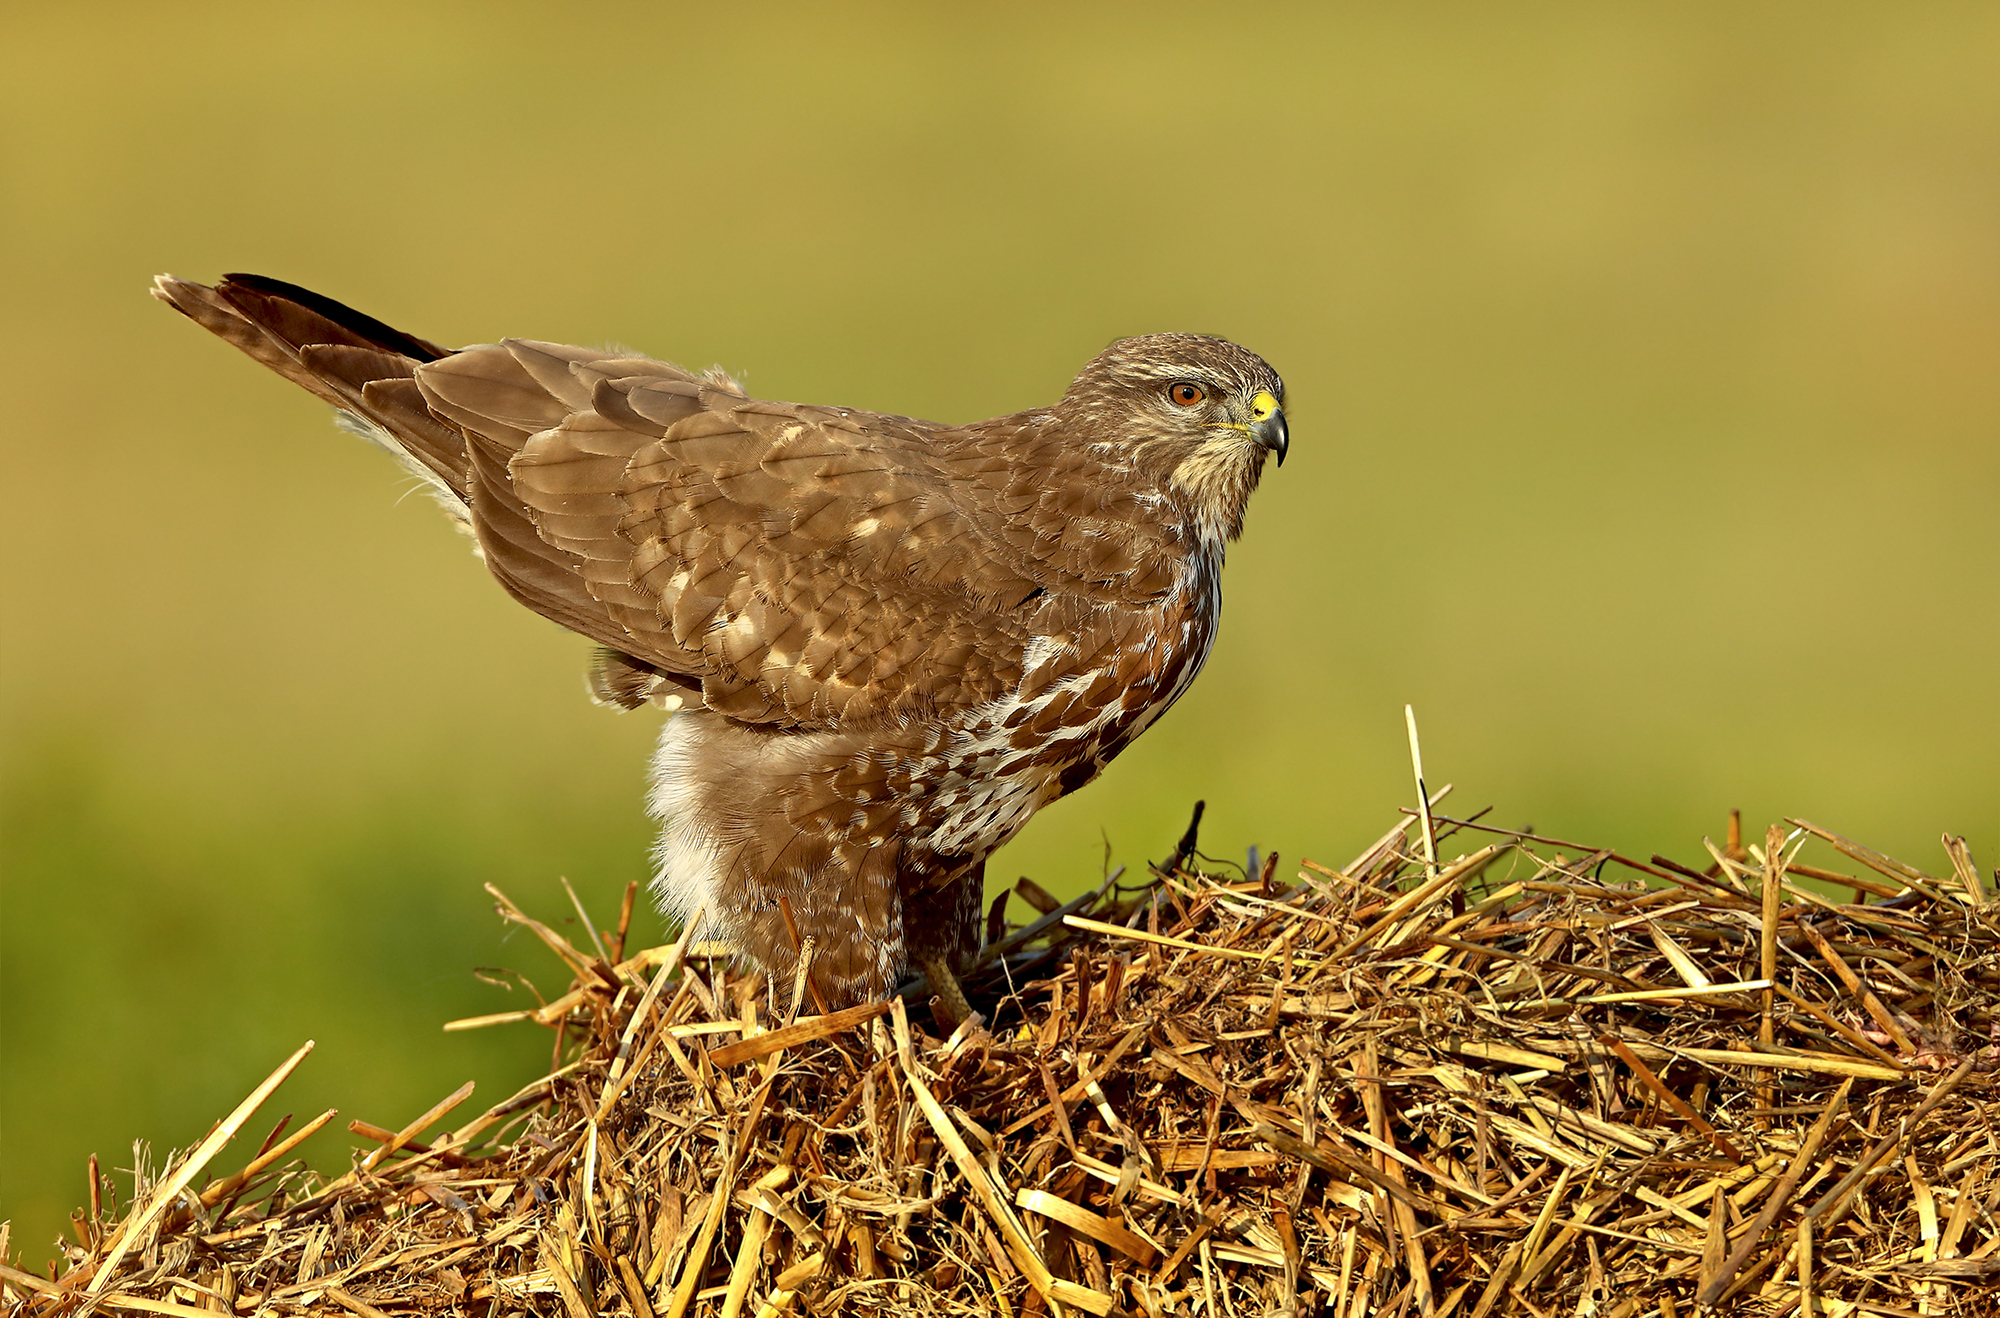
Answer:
[153, 274, 1287, 1021]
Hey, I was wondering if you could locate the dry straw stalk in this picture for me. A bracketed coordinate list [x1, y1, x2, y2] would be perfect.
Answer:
[9, 808, 1999, 1316]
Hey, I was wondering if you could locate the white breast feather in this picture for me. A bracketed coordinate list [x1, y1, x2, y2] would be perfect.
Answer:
[646, 714, 728, 936]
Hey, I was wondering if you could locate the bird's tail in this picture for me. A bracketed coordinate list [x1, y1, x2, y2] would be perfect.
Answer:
[150, 273, 473, 507]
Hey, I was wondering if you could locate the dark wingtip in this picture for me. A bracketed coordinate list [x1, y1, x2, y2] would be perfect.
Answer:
[218, 273, 450, 362]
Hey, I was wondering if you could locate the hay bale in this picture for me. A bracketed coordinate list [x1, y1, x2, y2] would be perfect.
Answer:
[9, 807, 1999, 1316]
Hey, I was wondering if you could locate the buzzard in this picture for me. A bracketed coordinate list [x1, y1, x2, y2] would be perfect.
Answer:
[153, 274, 1287, 1020]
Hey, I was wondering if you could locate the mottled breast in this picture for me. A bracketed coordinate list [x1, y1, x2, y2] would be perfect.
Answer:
[909, 548, 1223, 864]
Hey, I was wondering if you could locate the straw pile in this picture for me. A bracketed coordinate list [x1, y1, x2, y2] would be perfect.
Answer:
[7, 804, 1999, 1317]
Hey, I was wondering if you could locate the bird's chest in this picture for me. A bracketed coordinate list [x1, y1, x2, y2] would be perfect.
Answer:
[914, 555, 1221, 857]
[1063, 553, 1222, 775]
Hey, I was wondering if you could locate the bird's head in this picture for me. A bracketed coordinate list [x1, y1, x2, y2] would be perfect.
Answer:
[1056, 333, 1287, 547]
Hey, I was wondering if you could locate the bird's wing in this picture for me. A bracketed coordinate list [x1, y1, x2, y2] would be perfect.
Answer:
[153, 274, 1178, 729]
[416, 339, 1174, 728]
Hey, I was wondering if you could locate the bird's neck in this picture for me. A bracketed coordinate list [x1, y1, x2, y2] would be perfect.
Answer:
[1170, 445, 1268, 550]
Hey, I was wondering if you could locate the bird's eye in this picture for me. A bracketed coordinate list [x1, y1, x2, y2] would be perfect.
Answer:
[1168, 382, 1206, 407]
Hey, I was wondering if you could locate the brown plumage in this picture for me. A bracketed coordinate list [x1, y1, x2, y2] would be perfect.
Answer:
[152, 273, 1288, 1016]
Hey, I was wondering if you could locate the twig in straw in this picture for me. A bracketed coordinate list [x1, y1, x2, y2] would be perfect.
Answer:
[1759, 823, 1788, 1128]
[560, 876, 611, 964]
[1696, 1078, 1854, 1307]
[1797, 919, 1917, 1055]
[1405, 704, 1439, 882]
[1599, 1036, 1741, 1163]
[1804, 1058, 1976, 1234]
[361, 1081, 476, 1173]
[892, 998, 1115, 1316]
[87, 1040, 316, 1294]
[707, 1000, 892, 1068]
[200, 1107, 340, 1207]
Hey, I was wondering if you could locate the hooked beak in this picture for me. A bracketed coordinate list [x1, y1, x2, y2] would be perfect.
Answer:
[1250, 390, 1288, 466]
[1258, 410, 1288, 466]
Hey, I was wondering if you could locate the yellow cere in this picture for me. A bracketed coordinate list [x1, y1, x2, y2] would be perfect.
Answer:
[1250, 390, 1280, 420]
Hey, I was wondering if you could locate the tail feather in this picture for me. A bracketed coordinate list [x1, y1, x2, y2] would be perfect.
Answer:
[154, 271, 705, 713]
[151, 273, 470, 500]
[207, 272, 450, 363]
[298, 343, 469, 493]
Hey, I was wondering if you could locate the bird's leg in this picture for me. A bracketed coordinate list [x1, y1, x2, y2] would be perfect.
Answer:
[902, 858, 988, 1034]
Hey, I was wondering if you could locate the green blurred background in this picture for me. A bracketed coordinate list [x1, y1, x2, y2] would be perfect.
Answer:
[4, 1, 1996, 1267]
